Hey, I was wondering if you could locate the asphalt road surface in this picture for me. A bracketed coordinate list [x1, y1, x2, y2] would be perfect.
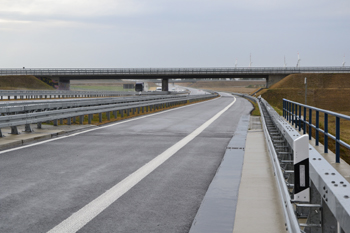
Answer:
[0, 94, 252, 233]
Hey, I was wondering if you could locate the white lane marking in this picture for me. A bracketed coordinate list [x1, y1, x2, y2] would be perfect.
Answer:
[47, 96, 236, 233]
[0, 96, 225, 155]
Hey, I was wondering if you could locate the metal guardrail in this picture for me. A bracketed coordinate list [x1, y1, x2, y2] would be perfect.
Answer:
[1, 67, 350, 76]
[0, 95, 183, 114]
[0, 90, 176, 100]
[283, 99, 350, 163]
[259, 97, 350, 233]
[0, 93, 218, 136]
[232, 93, 257, 103]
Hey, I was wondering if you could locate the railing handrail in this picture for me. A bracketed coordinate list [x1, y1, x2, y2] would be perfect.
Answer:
[283, 98, 350, 163]
[283, 98, 350, 120]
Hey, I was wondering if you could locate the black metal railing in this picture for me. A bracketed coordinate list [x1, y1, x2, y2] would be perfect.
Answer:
[283, 99, 350, 163]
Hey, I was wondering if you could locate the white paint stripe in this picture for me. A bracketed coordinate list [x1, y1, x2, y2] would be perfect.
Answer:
[47, 97, 236, 233]
[0, 96, 223, 155]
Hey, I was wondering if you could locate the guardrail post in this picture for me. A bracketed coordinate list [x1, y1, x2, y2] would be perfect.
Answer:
[53, 119, 58, 126]
[121, 110, 124, 118]
[37, 123, 42, 129]
[336, 117, 340, 163]
[99, 113, 102, 122]
[67, 117, 71, 125]
[24, 124, 33, 132]
[142, 107, 144, 113]
[127, 109, 130, 116]
[315, 111, 319, 146]
[113, 111, 117, 119]
[324, 113, 328, 153]
[106, 112, 110, 121]
[132, 108, 135, 115]
[60, 118, 63, 124]
[73, 116, 76, 123]
[10, 126, 20, 134]
[88, 114, 92, 124]
[137, 107, 140, 114]
[79, 115, 84, 124]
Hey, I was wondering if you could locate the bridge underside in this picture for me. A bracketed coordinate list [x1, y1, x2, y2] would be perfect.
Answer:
[40, 74, 285, 91]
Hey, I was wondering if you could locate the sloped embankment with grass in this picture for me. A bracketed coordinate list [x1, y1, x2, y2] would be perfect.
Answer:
[0, 76, 55, 90]
[258, 73, 350, 112]
[258, 73, 350, 164]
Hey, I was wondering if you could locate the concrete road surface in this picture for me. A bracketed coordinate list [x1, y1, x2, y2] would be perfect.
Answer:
[0, 94, 252, 233]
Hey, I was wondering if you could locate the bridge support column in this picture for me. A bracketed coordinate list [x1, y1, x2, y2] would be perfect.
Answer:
[162, 78, 169, 92]
[266, 74, 288, 88]
[58, 78, 70, 90]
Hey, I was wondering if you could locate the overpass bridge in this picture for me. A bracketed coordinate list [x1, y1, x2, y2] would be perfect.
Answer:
[1, 67, 350, 90]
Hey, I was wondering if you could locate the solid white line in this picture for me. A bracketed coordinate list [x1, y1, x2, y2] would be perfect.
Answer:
[47, 96, 236, 233]
[0, 96, 223, 155]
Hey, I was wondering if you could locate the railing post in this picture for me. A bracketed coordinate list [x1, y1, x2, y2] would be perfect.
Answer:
[309, 108, 312, 140]
[336, 117, 340, 163]
[294, 103, 298, 129]
[303, 106, 306, 134]
[298, 105, 301, 131]
[292, 103, 294, 126]
[316, 111, 319, 146]
[324, 113, 328, 153]
[283, 99, 285, 118]
[289, 102, 292, 123]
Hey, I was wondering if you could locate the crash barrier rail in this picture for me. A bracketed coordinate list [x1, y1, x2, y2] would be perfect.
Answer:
[283, 99, 350, 163]
[0, 95, 184, 114]
[232, 93, 257, 103]
[1, 67, 350, 76]
[259, 97, 350, 233]
[0, 93, 218, 136]
[0, 90, 177, 100]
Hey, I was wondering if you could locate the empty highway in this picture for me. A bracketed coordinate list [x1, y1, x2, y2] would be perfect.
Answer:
[0, 94, 252, 233]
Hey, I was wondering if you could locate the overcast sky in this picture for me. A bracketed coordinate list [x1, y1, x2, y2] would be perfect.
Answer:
[0, 0, 349, 68]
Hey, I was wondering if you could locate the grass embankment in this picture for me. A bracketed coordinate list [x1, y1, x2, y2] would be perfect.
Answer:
[259, 73, 350, 164]
[248, 99, 260, 116]
[44, 96, 219, 126]
[178, 80, 265, 94]
[0, 76, 54, 90]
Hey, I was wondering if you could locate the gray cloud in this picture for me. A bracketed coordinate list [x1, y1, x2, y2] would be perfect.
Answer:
[0, 0, 349, 68]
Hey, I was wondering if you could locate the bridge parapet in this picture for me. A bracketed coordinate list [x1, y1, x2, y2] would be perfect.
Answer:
[1, 67, 350, 76]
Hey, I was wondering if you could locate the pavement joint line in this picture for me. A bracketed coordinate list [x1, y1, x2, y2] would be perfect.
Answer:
[47, 97, 236, 233]
[0, 96, 221, 155]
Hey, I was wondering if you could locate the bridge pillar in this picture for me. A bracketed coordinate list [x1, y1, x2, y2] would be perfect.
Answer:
[266, 74, 288, 88]
[58, 78, 70, 90]
[162, 78, 169, 91]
